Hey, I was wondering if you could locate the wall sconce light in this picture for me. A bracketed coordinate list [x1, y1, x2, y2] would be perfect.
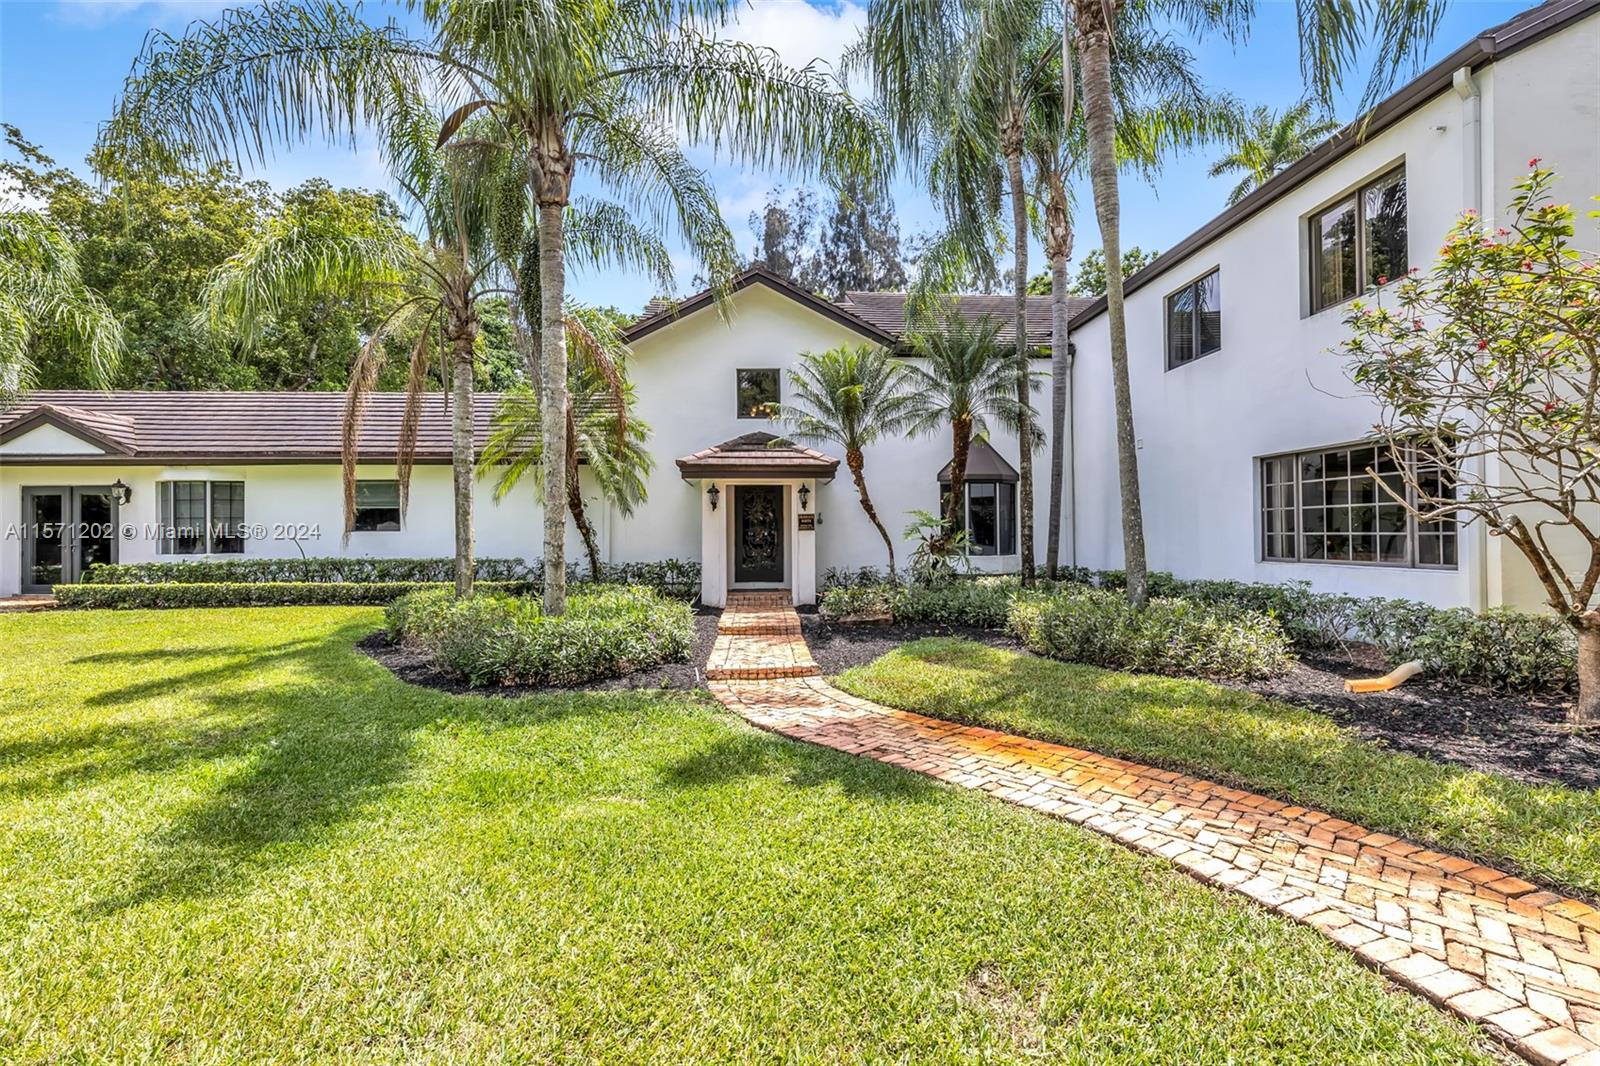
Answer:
[111, 478, 133, 505]
[707, 483, 720, 511]
[797, 483, 810, 511]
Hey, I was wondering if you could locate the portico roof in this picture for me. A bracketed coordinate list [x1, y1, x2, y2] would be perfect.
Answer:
[675, 432, 839, 481]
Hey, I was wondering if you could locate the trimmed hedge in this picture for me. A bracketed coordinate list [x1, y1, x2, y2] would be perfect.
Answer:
[1008, 588, 1293, 680]
[56, 581, 537, 610]
[83, 557, 536, 585]
[385, 585, 693, 687]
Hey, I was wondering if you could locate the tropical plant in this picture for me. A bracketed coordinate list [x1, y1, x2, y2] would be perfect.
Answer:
[1209, 100, 1340, 205]
[0, 208, 121, 399]
[199, 102, 522, 597]
[901, 310, 1034, 551]
[773, 344, 916, 576]
[103, 0, 881, 614]
[1342, 165, 1600, 723]
[477, 307, 654, 582]
[1060, 0, 1447, 605]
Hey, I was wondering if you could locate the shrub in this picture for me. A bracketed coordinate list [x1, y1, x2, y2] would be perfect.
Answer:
[83, 557, 536, 585]
[820, 583, 898, 619]
[385, 585, 693, 687]
[896, 578, 1016, 628]
[1353, 602, 1576, 692]
[820, 566, 889, 590]
[589, 559, 701, 600]
[1008, 588, 1292, 680]
[57, 581, 536, 609]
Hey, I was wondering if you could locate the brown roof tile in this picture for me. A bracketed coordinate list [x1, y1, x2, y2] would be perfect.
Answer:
[675, 431, 839, 481]
[838, 291, 1091, 347]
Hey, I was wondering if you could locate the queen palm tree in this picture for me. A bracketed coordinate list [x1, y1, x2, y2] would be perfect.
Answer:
[198, 103, 521, 597]
[103, 0, 882, 614]
[1209, 100, 1340, 205]
[901, 310, 1034, 548]
[1061, 0, 1448, 605]
[0, 209, 122, 399]
[773, 344, 915, 578]
[477, 308, 653, 582]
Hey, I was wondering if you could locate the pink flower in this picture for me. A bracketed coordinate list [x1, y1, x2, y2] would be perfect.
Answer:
[1522, 260, 1534, 271]
[1377, 275, 1389, 285]
[1413, 319, 1424, 331]
[1477, 339, 1489, 350]
[1529, 156, 1542, 168]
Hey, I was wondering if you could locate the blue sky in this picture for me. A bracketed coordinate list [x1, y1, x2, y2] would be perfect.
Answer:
[1, 0, 1533, 315]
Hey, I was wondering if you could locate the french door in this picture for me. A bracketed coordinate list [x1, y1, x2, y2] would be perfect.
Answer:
[20, 487, 118, 593]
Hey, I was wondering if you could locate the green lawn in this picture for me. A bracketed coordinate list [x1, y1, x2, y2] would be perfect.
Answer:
[835, 638, 1600, 900]
[0, 609, 1500, 1063]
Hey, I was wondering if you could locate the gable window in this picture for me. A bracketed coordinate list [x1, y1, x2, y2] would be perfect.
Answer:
[1166, 269, 1221, 369]
[737, 368, 779, 419]
[1309, 165, 1407, 314]
[1260, 442, 1455, 568]
[352, 480, 402, 532]
[939, 481, 1018, 556]
[158, 480, 245, 555]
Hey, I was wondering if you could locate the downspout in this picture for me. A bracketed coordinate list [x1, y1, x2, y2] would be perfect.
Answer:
[1066, 339, 1078, 569]
[1454, 65, 1492, 612]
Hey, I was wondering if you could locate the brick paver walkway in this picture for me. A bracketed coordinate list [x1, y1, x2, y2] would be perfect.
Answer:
[709, 592, 1600, 1066]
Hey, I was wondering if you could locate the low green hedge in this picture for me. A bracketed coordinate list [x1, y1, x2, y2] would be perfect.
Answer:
[821, 577, 1018, 627]
[385, 585, 693, 687]
[82, 557, 536, 585]
[1008, 588, 1293, 680]
[56, 581, 535, 609]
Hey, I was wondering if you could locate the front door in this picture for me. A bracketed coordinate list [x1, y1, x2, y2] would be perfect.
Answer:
[733, 485, 784, 584]
[21, 487, 118, 593]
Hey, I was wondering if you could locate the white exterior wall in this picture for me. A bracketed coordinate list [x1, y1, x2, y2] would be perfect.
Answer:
[1068, 18, 1600, 610]
[622, 283, 1067, 585]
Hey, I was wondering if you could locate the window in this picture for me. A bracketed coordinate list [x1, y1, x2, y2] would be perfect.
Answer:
[1165, 269, 1221, 369]
[352, 480, 402, 532]
[939, 480, 1017, 556]
[737, 368, 779, 419]
[1309, 166, 1407, 313]
[1260, 442, 1455, 568]
[159, 480, 245, 555]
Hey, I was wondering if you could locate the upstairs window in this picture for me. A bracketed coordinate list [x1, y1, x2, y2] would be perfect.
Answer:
[1166, 269, 1221, 369]
[159, 480, 245, 555]
[737, 368, 779, 419]
[1310, 166, 1407, 314]
[352, 480, 402, 532]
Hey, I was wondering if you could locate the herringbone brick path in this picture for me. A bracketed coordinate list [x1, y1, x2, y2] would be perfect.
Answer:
[708, 594, 1600, 1066]
[704, 591, 818, 681]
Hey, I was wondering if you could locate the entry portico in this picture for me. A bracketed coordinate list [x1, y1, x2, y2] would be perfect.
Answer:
[675, 432, 838, 608]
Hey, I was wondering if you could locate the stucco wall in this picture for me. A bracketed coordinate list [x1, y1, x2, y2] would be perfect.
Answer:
[1066, 27, 1600, 610]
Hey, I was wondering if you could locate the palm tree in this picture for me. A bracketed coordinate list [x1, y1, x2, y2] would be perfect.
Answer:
[477, 309, 654, 582]
[1062, 0, 1447, 605]
[901, 310, 1034, 547]
[0, 209, 121, 400]
[103, 0, 882, 614]
[199, 103, 528, 598]
[1209, 101, 1339, 205]
[773, 344, 915, 578]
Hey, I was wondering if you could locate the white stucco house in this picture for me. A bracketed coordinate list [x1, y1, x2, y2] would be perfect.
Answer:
[2, 0, 1597, 609]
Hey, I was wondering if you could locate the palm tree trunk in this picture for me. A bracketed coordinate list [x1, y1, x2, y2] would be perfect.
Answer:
[1004, 143, 1035, 587]
[537, 200, 569, 615]
[1046, 250, 1072, 578]
[1079, 13, 1150, 607]
[847, 447, 895, 579]
[565, 405, 603, 581]
[945, 415, 973, 542]
[449, 332, 476, 599]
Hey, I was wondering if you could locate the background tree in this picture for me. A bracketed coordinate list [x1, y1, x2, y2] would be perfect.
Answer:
[1343, 166, 1600, 724]
[1031, 245, 1160, 297]
[0, 209, 122, 399]
[901, 310, 1033, 549]
[1209, 100, 1339, 205]
[774, 344, 915, 576]
[738, 178, 909, 298]
[104, 0, 881, 616]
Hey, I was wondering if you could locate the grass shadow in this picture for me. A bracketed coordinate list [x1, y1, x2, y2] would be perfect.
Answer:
[662, 729, 945, 804]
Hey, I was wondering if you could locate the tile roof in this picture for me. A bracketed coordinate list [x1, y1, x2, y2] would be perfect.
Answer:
[937, 439, 1020, 483]
[675, 431, 839, 481]
[0, 390, 513, 463]
[838, 291, 1093, 347]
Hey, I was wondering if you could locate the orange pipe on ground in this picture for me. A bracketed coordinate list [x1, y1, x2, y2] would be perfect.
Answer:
[1344, 660, 1423, 694]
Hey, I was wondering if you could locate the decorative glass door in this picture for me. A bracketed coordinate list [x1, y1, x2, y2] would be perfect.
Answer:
[20, 487, 118, 592]
[733, 485, 784, 584]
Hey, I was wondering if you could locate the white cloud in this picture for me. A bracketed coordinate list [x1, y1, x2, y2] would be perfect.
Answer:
[716, 0, 867, 87]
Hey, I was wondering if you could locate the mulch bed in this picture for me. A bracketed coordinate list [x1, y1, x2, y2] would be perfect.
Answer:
[799, 614, 1021, 677]
[357, 608, 722, 696]
[1227, 643, 1599, 791]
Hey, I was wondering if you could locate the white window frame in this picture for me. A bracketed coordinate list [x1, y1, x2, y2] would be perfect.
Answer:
[158, 480, 245, 555]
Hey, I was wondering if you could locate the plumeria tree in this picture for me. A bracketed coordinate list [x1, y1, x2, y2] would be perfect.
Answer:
[773, 344, 915, 577]
[1343, 165, 1600, 724]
